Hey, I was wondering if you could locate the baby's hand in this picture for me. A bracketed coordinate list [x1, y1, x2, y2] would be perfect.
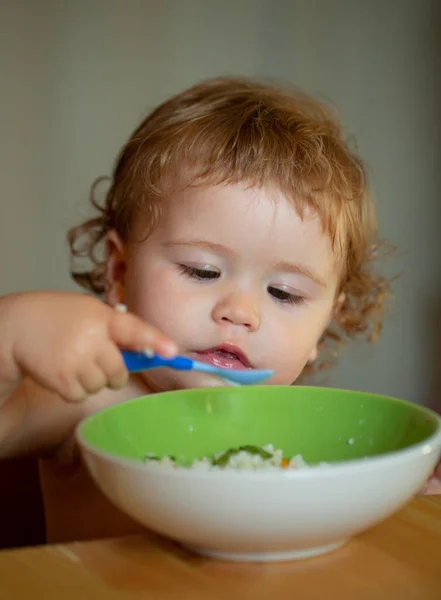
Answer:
[419, 460, 441, 495]
[0, 291, 177, 402]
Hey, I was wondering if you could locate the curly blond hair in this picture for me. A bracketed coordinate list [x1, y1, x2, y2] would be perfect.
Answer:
[68, 76, 392, 375]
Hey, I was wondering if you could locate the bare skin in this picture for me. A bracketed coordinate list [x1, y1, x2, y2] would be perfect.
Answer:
[0, 292, 178, 542]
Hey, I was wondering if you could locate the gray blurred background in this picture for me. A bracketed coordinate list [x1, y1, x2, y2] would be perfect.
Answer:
[1, 0, 440, 406]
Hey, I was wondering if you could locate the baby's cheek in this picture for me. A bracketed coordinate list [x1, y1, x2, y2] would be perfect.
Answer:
[269, 322, 322, 383]
[137, 271, 208, 340]
[273, 356, 309, 385]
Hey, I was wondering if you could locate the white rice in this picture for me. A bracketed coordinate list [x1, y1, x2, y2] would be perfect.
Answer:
[143, 443, 321, 471]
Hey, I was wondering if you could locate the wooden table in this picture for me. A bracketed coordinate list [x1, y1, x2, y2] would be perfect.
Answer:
[1, 496, 441, 600]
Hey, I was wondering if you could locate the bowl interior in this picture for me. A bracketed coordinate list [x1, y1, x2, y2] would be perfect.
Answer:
[78, 386, 439, 466]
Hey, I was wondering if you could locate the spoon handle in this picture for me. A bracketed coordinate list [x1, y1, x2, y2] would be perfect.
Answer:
[121, 351, 193, 373]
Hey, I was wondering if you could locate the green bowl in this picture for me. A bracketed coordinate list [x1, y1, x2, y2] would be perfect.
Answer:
[77, 386, 441, 561]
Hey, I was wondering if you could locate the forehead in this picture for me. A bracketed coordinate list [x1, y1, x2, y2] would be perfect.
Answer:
[144, 183, 340, 281]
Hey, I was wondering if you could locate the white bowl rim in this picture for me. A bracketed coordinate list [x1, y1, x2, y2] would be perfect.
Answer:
[76, 386, 441, 482]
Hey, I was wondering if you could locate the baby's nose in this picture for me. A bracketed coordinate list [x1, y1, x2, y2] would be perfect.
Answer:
[211, 293, 261, 331]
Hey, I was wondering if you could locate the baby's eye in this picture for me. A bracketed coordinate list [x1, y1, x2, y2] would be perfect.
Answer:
[268, 286, 305, 306]
[179, 265, 221, 281]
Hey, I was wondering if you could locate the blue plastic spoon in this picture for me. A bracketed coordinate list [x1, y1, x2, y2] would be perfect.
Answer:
[121, 351, 273, 386]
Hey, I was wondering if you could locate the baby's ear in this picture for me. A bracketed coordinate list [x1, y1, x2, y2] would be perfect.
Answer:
[308, 345, 319, 363]
[105, 230, 127, 306]
[333, 292, 346, 317]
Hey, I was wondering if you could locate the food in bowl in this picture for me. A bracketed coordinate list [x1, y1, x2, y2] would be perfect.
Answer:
[143, 443, 316, 470]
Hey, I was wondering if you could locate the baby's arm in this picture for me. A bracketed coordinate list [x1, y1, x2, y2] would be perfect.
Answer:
[0, 291, 177, 458]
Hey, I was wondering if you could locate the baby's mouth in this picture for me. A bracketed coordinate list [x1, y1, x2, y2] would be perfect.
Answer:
[194, 345, 252, 370]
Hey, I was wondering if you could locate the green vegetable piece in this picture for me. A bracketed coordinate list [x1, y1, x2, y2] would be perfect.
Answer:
[238, 445, 273, 459]
[144, 453, 176, 462]
[212, 445, 273, 467]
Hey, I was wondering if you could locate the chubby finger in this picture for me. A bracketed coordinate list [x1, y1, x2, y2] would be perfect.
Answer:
[95, 345, 129, 390]
[61, 383, 88, 404]
[109, 311, 178, 357]
[77, 365, 108, 397]
[424, 477, 441, 495]
[46, 369, 88, 404]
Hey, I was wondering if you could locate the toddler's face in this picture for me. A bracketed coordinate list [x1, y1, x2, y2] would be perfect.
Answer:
[107, 183, 343, 391]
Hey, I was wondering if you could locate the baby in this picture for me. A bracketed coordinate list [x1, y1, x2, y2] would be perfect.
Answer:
[1, 77, 436, 543]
